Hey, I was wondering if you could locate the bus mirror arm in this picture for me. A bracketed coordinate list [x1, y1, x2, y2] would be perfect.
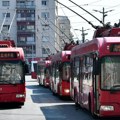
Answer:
[93, 60, 100, 75]
[25, 63, 29, 74]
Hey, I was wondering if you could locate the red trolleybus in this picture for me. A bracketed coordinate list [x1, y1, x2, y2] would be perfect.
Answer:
[50, 51, 71, 97]
[31, 60, 37, 79]
[70, 37, 120, 117]
[37, 58, 51, 87]
[0, 40, 28, 106]
[37, 60, 45, 86]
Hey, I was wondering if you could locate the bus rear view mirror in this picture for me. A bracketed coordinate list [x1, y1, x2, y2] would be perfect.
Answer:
[25, 63, 29, 74]
[93, 59, 100, 75]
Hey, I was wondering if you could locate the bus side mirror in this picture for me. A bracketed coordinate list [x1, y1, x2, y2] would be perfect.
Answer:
[25, 63, 29, 74]
[93, 59, 100, 75]
[59, 64, 62, 71]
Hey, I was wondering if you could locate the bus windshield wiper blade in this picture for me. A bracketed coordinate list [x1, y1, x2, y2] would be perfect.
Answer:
[110, 84, 120, 90]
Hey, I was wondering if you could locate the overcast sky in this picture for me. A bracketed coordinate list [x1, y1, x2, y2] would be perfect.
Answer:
[57, 0, 120, 42]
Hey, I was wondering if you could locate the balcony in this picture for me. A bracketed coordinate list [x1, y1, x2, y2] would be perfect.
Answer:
[17, 39, 35, 44]
[17, 29, 35, 33]
[17, 17, 35, 21]
[16, 5, 35, 9]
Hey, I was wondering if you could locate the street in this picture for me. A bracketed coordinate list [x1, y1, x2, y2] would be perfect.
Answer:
[0, 75, 120, 120]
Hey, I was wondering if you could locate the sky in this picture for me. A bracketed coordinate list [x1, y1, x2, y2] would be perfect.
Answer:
[57, 0, 120, 42]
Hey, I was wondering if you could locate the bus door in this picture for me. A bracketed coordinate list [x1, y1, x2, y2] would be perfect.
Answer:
[93, 57, 100, 114]
[52, 63, 59, 93]
[52, 64, 56, 92]
[79, 57, 83, 105]
[70, 60, 75, 99]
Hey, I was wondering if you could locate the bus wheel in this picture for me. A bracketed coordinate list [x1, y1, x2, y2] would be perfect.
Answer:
[89, 95, 92, 113]
[89, 96, 97, 118]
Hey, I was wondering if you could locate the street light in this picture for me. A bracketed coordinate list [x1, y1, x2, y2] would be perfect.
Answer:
[74, 27, 89, 43]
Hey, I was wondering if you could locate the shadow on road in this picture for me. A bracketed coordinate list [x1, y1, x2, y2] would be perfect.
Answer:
[0, 103, 22, 110]
[25, 78, 120, 120]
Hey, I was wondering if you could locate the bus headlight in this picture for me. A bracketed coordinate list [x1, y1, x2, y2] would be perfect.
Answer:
[16, 94, 25, 98]
[64, 89, 70, 93]
[100, 105, 114, 111]
[46, 82, 49, 85]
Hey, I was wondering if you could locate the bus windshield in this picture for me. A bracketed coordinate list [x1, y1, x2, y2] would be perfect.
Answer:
[101, 56, 120, 90]
[0, 60, 23, 84]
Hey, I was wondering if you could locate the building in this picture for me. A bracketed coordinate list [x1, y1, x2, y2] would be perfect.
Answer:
[0, 0, 73, 64]
[0, 0, 57, 63]
[57, 16, 73, 50]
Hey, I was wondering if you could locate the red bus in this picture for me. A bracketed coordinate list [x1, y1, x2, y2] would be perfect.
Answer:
[50, 51, 71, 97]
[31, 61, 37, 79]
[37, 60, 45, 86]
[70, 37, 120, 117]
[0, 40, 28, 106]
[37, 58, 51, 87]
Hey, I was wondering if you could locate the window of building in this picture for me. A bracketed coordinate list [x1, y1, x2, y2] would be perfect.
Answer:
[27, 36, 34, 42]
[42, 36, 49, 42]
[42, 27, 49, 30]
[17, 25, 26, 31]
[41, 12, 49, 19]
[26, 1, 34, 6]
[60, 24, 65, 29]
[2, 1, 10, 6]
[27, 25, 35, 31]
[3, 25, 10, 31]
[3, 13, 10, 18]
[42, 47, 50, 54]
[41, 0, 48, 6]
[16, 1, 25, 6]
[19, 37, 26, 42]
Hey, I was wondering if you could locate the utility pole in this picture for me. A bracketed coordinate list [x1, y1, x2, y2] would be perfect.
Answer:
[74, 27, 89, 43]
[93, 7, 114, 25]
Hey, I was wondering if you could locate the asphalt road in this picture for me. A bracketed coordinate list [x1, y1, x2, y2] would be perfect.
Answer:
[0, 75, 120, 120]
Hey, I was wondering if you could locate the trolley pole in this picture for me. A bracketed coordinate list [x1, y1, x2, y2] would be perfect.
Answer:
[74, 27, 89, 43]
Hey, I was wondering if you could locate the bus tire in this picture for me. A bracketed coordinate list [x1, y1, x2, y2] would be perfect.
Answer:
[89, 95, 97, 118]
[88, 95, 92, 113]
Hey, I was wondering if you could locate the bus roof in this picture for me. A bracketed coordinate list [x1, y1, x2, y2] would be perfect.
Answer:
[0, 40, 15, 47]
[0, 47, 25, 61]
[51, 50, 71, 63]
[71, 37, 120, 58]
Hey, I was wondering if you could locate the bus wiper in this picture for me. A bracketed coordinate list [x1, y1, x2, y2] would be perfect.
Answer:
[110, 84, 120, 90]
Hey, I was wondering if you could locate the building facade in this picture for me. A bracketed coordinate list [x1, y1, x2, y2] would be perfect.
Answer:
[0, 0, 57, 62]
[0, 0, 73, 64]
[57, 16, 73, 50]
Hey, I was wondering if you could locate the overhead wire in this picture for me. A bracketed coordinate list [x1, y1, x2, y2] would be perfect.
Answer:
[37, 15, 63, 51]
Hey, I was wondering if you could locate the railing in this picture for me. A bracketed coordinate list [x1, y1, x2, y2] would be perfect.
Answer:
[16, 5, 35, 9]
[16, 17, 35, 21]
